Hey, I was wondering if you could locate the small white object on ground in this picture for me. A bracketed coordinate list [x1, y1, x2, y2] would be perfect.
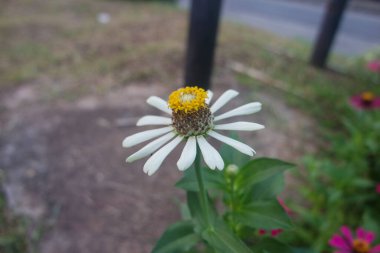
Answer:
[97, 12, 110, 24]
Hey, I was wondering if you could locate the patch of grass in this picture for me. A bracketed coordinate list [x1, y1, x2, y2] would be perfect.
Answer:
[0, 187, 28, 253]
[0, 0, 378, 131]
[218, 22, 380, 128]
[0, 0, 186, 98]
[0, 42, 56, 88]
[1, 0, 378, 108]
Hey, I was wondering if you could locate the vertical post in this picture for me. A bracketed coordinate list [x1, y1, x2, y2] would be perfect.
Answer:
[184, 0, 223, 90]
[310, 0, 349, 68]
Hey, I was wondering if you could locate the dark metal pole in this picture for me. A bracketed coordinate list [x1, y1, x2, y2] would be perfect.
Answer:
[184, 0, 223, 90]
[310, 0, 349, 68]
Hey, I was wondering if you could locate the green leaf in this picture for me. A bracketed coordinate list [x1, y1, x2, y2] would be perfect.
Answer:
[152, 220, 199, 253]
[187, 194, 252, 253]
[235, 158, 294, 192]
[202, 219, 252, 253]
[250, 174, 284, 201]
[351, 178, 373, 188]
[235, 200, 292, 230]
[176, 167, 226, 192]
[252, 238, 293, 253]
[363, 211, 380, 236]
[180, 203, 192, 220]
[186, 191, 216, 230]
[0, 235, 18, 245]
[292, 248, 317, 253]
[187, 192, 204, 226]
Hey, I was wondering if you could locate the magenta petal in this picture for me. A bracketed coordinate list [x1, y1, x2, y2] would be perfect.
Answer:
[350, 96, 364, 108]
[341, 226, 353, 244]
[365, 231, 376, 244]
[329, 235, 351, 250]
[370, 245, 380, 253]
[357, 227, 366, 240]
[374, 98, 380, 107]
[367, 60, 380, 72]
[349, 96, 380, 110]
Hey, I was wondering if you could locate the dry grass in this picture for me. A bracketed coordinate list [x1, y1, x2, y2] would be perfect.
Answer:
[1, 0, 372, 109]
[0, 0, 186, 99]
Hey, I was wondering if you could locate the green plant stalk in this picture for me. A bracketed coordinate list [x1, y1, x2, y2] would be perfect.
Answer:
[228, 177, 238, 232]
[194, 149, 211, 227]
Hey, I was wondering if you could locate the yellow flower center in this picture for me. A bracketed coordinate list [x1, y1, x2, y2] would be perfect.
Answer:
[353, 239, 370, 253]
[168, 87, 208, 113]
[361, 92, 375, 102]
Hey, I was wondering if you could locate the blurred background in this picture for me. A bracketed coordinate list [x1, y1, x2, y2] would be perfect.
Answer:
[0, 0, 379, 252]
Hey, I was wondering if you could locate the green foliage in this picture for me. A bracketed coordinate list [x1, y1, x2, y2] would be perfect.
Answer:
[235, 201, 292, 230]
[0, 189, 28, 253]
[289, 110, 380, 252]
[186, 192, 213, 230]
[250, 174, 285, 201]
[176, 168, 226, 192]
[332, 47, 380, 88]
[151, 221, 199, 253]
[235, 158, 294, 193]
[154, 139, 294, 253]
[201, 220, 252, 253]
[233, 46, 380, 252]
[0, 42, 56, 89]
[252, 238, 293, 253]
[186, 191, 252, 253]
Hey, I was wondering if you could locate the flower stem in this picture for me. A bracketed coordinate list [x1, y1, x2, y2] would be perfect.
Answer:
[194, 148, 210, 226]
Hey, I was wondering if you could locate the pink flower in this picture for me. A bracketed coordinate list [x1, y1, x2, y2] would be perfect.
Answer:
[367, 60, 380, 73]
[271, 229, 283, 237]
[258, 229, 266, 236]
[257, 198, 289, 238]
[258, 228, 283, 237]
[376, 184, 380, 194]
[350, 92, 380, 110]
[329, 226, 380, 253]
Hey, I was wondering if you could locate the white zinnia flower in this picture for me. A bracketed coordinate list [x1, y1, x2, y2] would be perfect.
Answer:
[122, 87, 264, 176]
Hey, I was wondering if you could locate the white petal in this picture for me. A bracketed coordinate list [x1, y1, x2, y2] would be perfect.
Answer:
[214, 102, 262, 122]
[208, 130, 255, 156]
[143, 136, 183, 176]
[214, 122, 265, 131]
[177, 137, 197, 171]
[122, 126, 173, 148]
[146, 96, 172, 115]
[126, 132, 175, 162]
[136, 115, 172, 126]
[210, 89, 239, 113]
[206, 90, 213, 105]
[196, 136, 224, 170]
[196, 136, 215, 169]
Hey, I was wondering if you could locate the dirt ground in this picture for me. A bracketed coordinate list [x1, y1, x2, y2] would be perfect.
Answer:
[0, 75, 316, 253]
